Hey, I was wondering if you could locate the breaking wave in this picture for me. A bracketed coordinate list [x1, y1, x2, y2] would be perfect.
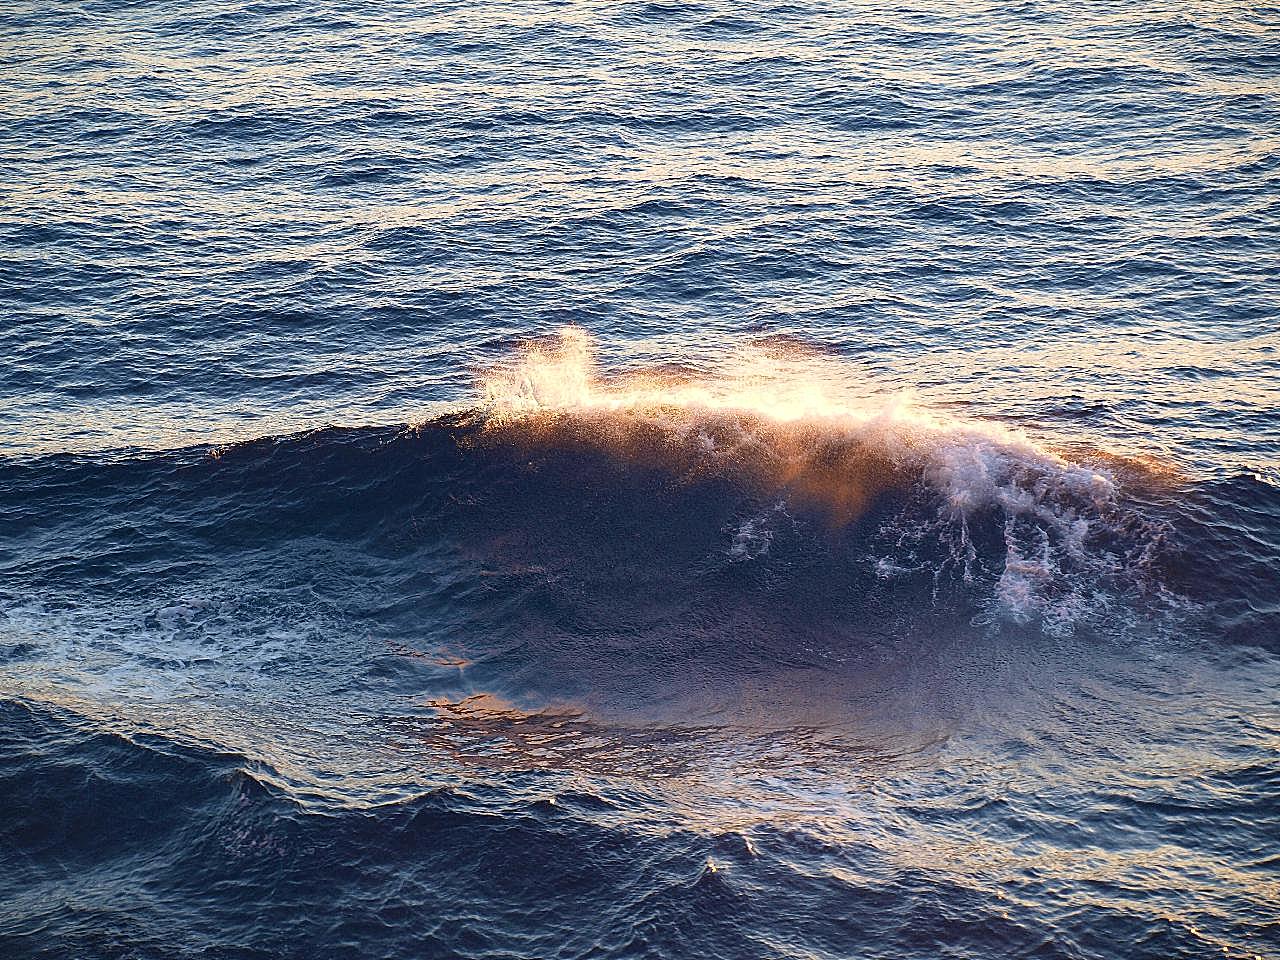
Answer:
[4, 325, 1263, 731]
[475, 329, 1182, 634]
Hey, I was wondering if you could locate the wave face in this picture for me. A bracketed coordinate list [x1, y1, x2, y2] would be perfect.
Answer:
[479, 329, 1185, 635]
[2, 337, 1278, 958]
[4, 0, 1280, 956]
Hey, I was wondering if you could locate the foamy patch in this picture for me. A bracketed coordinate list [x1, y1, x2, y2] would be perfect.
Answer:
[726, 502, 788, 562]
[479, 329, 1172, 631]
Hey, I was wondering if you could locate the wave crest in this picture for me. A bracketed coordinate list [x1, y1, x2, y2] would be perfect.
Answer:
[478, 329, 1176, 630]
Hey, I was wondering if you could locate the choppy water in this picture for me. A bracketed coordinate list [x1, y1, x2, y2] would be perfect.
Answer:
[3, 1, 1280, 958]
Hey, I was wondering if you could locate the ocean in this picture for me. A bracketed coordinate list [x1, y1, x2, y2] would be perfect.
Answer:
[2, 1, 1279, 957]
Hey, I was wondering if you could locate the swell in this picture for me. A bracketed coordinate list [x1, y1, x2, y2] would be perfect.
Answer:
[0, 699, 697, 960]
[1, 330, 1274, 658]
[2, 684, 1276, 960]
[475, 329, 1193, 634]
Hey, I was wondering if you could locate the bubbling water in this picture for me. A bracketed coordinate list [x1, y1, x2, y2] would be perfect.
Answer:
[478, 329, 1177, 631]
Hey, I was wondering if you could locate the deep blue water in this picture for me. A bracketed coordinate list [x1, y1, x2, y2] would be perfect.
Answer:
[3, 1, 1280, 958]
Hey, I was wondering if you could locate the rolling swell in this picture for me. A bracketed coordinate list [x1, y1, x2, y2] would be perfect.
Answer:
[1, 330, 1269, 674]
[5, 697, 1277, 960]
[1, 700, 762, 960]
[2, 343, 1278, 959]
[0, 402, 1170, 645]
[0, 376, 1271, 765]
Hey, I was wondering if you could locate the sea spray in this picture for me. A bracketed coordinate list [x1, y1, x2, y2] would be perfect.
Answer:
[478, 329, 1176, 630]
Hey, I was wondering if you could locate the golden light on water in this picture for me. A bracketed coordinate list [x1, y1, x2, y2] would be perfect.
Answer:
[475, 327, 1150, 525]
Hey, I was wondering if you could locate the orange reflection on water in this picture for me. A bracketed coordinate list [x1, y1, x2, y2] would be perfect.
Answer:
[475, 327, 1177, 526]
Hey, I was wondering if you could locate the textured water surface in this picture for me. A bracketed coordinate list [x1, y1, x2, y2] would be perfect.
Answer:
[2, 1, 1279, 958]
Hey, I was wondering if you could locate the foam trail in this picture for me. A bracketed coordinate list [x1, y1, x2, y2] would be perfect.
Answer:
[479, 329, 1172, 630]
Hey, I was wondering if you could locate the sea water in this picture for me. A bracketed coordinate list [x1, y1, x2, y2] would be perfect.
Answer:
[1, 2, 1278, 957]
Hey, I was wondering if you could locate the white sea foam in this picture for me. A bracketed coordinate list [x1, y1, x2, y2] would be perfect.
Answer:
[481, 329, 1170, 630]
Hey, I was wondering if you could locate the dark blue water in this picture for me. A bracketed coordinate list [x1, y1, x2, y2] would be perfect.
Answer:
[3, 1, 1279, 957]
